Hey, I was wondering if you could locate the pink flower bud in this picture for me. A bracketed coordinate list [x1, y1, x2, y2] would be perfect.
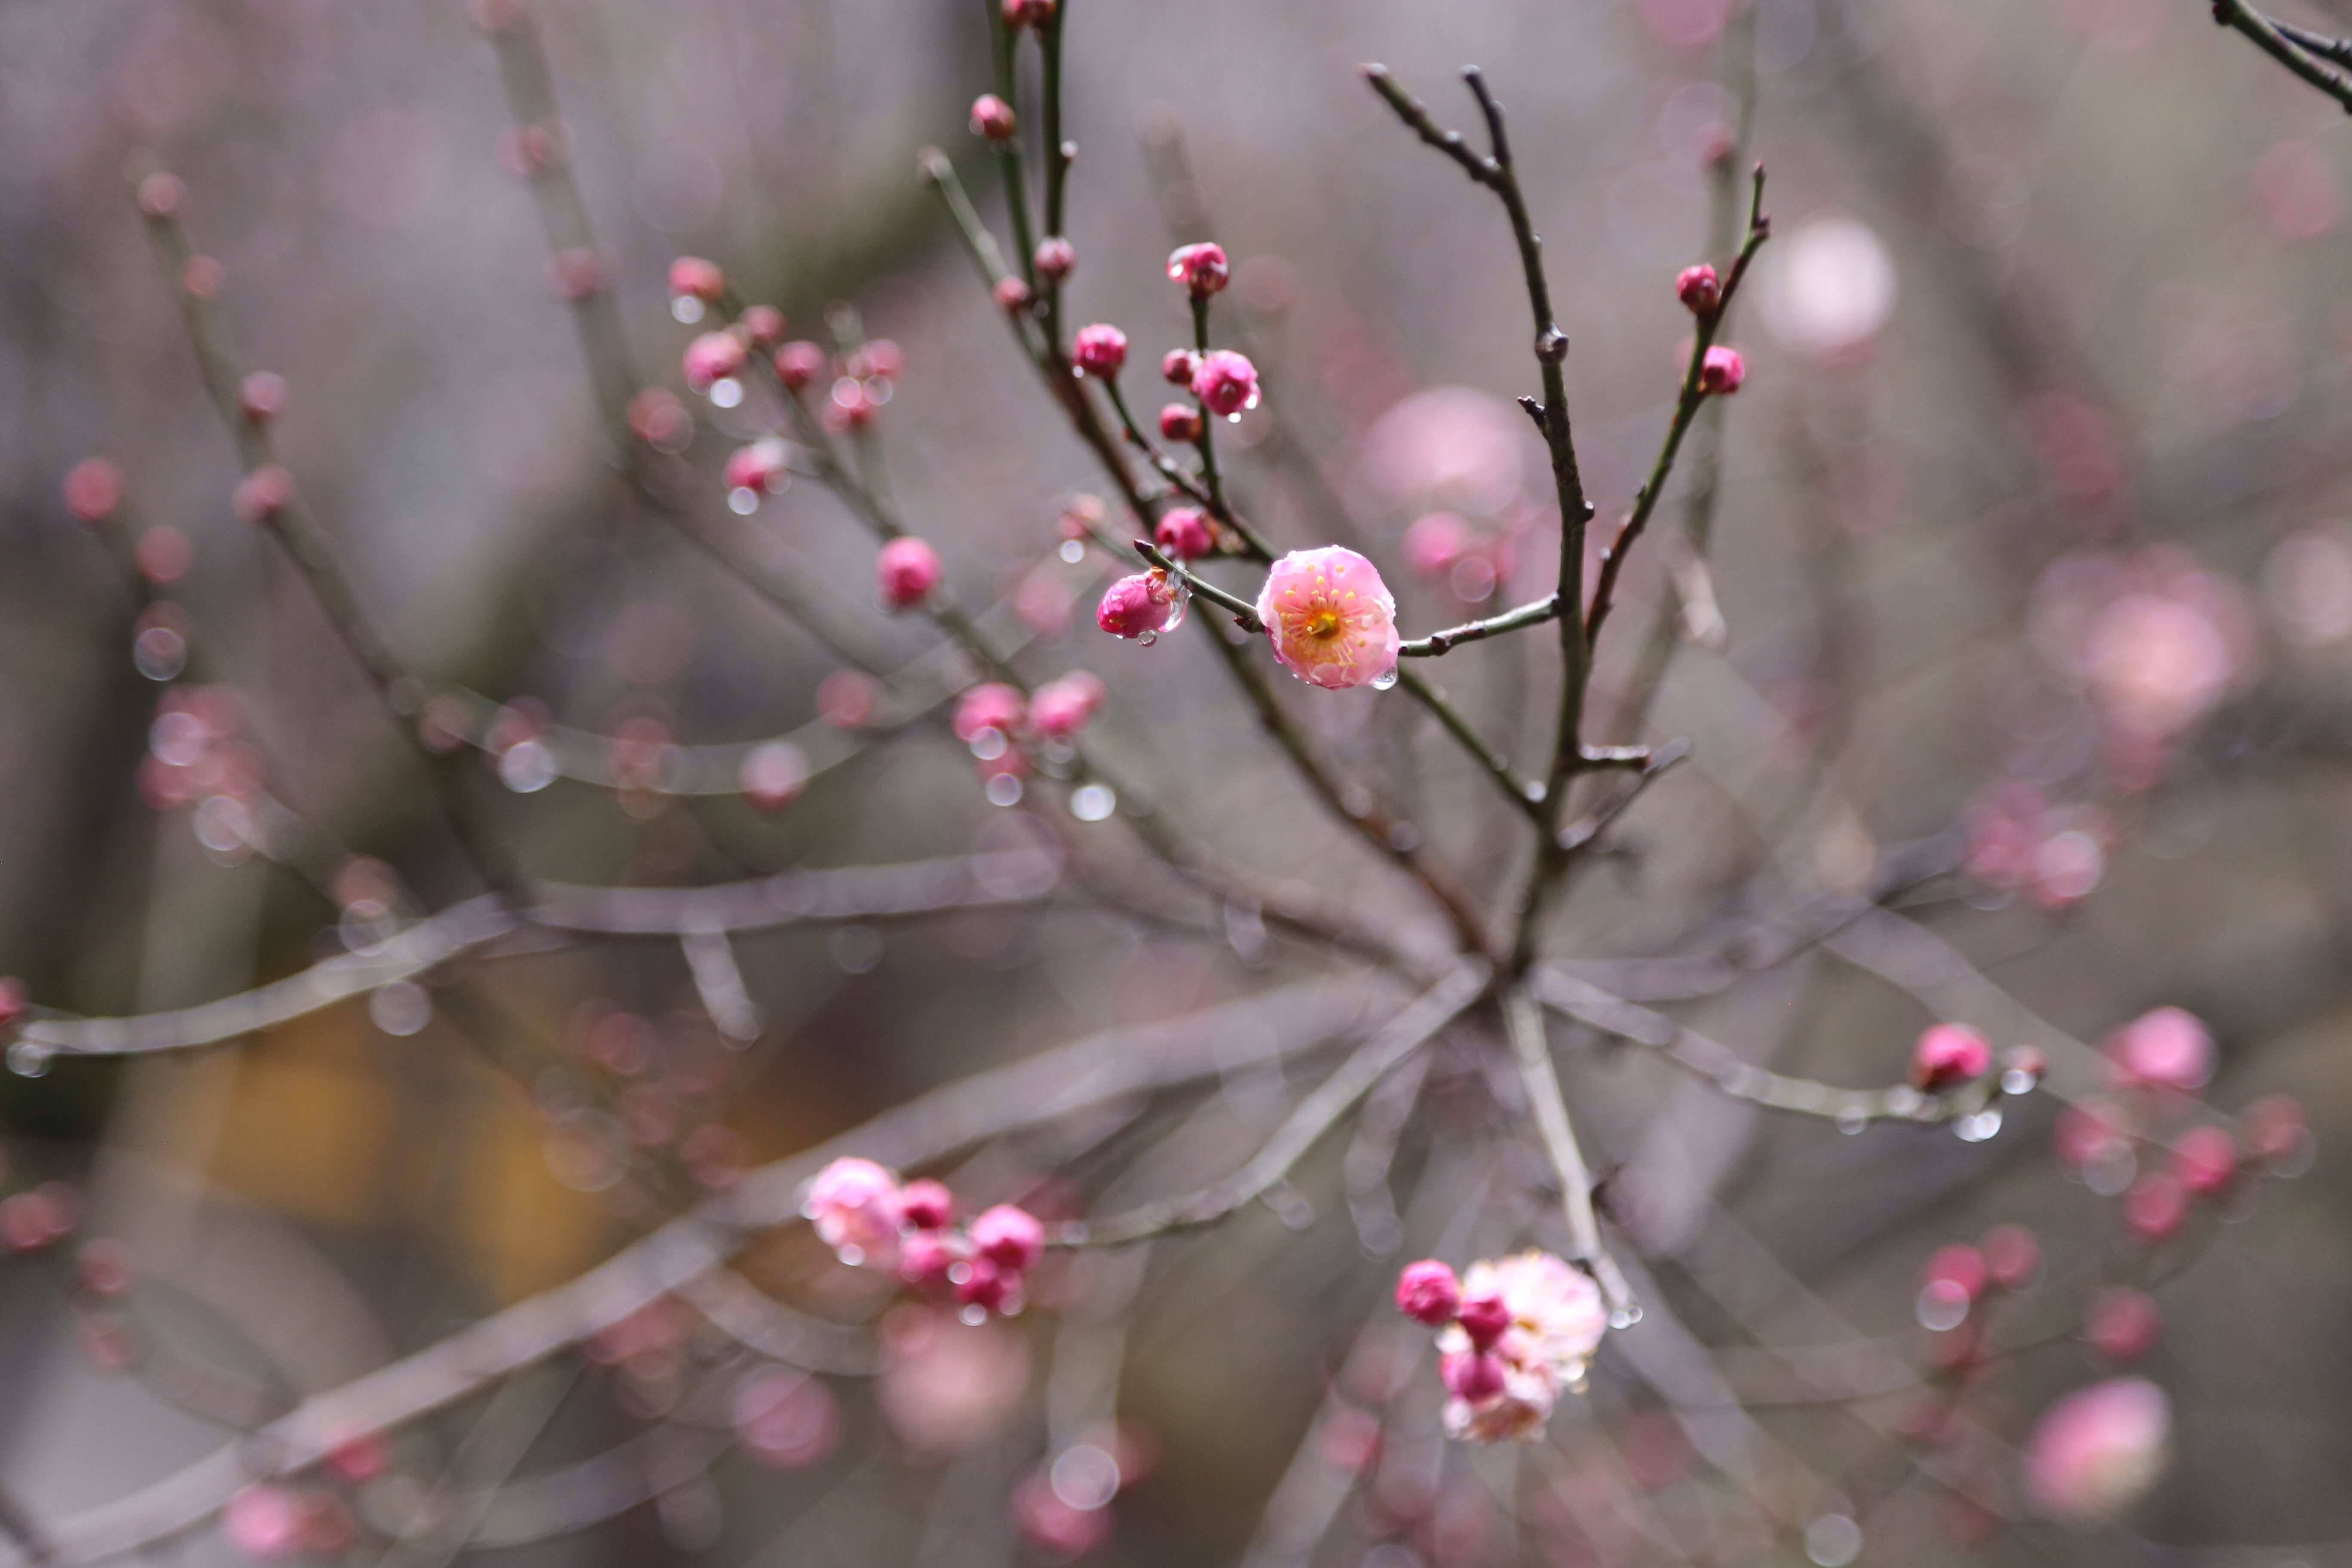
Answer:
[900, 1179, 956, 1231]
[1158, 403, 1203, 442]
[1167, 242, 1229, 296]
[239, 371, 288, 425]
[1440, 1348, 1507, 1404]
[738, 741, 807, 813]
[223, 1485, 305, 1562]
[1027, 674, 1101, 740]
[1189, 349, 1259, 418]
[845, 340, 904, 382]
[2168, 1125, 2238, 1194]
[955, 1256, 1018, 1313]
[970, 1204, 1045, 1271]
[970, 94, 1017, 141]
[1455, 1289, 1511, 1352]
[1096, 571, 1179, 640]
[1911, 1023, 1992, 1092]
[2106, 1007, 2213, 1094]
[545, 246, 605, 300]
[723, 438, 790, 496]
[1697, 344, 1746, 395]
[0, 977, 25, 1029]
[741, 305, 786, 347]
[1675, 263, 1721, 315]
[683, 330, 748, 392]
[62, 458, 125, 524]
[2084, 1287, 2162, 1363]
[1072, 324, 1128, 377]
[2242, 1093, 2309, 1166]
[774, 341, 828, 392]
[627, 388, 692, 453]
[137, 172, 186, 220]
[232, 466, 295, 526]
[1034, 237, 1076, 282]
[1403, 512, 1468, 578]
[1256, 546, 1402, 690]
[1002, 0, 1054, 27]
[994, 276, 1035, 313]
[1923, 1243, 1988, 1299]
[877, 538, 943, 610]
[900, 1228, 962, 1290]
[1161, 349, 1200, 386]
[668, 256, 726, 303]
[1153, 507, 1213, 560]
[2121, 1173, 2187, 1243]
[2023, 1378, 2170, 1520]
[326, 1431, 390, 1482]
[1981, 1224, 2040, 1290]
[953, 683, 1027, 744]
[1394, 1259, 1462, 1326]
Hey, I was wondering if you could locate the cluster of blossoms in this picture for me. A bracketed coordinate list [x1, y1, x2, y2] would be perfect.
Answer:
[949, 674, 1105, 799]
[1393, 1252, 1608, 1444]
[803, 1157, 1048, 1319]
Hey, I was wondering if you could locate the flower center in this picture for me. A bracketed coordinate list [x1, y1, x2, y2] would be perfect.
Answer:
[1304, 607, 1341, 640]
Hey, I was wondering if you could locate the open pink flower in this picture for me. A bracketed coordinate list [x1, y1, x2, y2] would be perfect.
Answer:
[2023, 1377, 2170, 1520]
[1428, 1251, 1606, 1445]
[803, 1157, 903, 1268]
[1255, 547, 1401, 690]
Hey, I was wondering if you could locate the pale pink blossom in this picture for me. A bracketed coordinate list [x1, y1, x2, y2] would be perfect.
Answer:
[803, 1157, 903, 1268]
[1429, 1251, 1606, 1445]
[2023, 1377, 2170, 1520]
[2107, 1006, 2214, 1093]
[1256, 547, 1401, 690]
[1028, 674, 1103, 740]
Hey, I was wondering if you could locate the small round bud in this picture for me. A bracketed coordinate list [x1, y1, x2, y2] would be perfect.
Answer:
[952, 683, 1027, 744]
[1394, 1259, 1461, 1327]
[1455, 1289, 1511, 1352]
[2085, 1287, 2162, 1363]
[1027, 673, 1101, 740]
[994, 275, 1034, 313]
[2121, 1173, 2187, 1243]
[1697, 345, 1746, 395]
[1096, 571, 1179, 640]
[1440, 1348, 1506, 1404]
[2169, 1125, 2238, 1194]
[900, 1229, 962, 1289]
[232, 466, 295, 526]
[899, 1179, 955, 1231]
[1922, 1243, 1988, 1300]
[62, 458, 125, 524]
[740, 305, 786, 347]
[1161, 349, 1200, 386]
[955, 1256, 1017, 1313]
[136, 172, 187, 220]
[77, 1238, 136, 1297]
[971, 1204, 1045, 1271]
[1189, 349, 1260, 418]
[971, 94, 1018, 142]
[1002, 0, 1054, 27]
[1158, 404, 1202, 443]
[180, 255, 224, 300]
[774, 341, 828, 392]
[1072, 324, 1128, 378]
[876, 537, 943, 610]
[1166, 242, 1229, 296]
[239, 371, 288, 426]
[723, 438, 790, 496]
[1153, 507, 1213, 561]
[1034, 237, 1075, 282]
[626, 388, 692, 453]
[1675, 263, 1721, 316]
[682, 330, 748, 392]
[2242, 1093, 2309, 1166]
[668, 257, 727, 304]
[1911, 1023, 1992, 1093]
[824, 379, 877, 434]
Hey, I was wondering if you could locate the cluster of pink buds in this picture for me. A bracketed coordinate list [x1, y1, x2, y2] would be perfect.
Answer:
[1393, 1253, 1607, 1445]
[141, 686, 265, 818]
[952, 674, 1104, 754]
[2047, 1005, 2307, 1245]
[802, 1158, 1048, 1322]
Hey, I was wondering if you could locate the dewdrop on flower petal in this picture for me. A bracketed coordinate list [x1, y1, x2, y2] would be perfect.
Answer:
[1255, 546, 1401, 691]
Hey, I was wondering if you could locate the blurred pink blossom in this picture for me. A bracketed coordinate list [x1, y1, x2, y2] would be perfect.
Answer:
[1428, 1251, 1605, 1444]
[2023, 1378, 2170, 1520]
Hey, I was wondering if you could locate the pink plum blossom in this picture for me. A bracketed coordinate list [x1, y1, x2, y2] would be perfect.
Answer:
[1153, 507, 1213, 560]
[2023, 1377, 2170, 1520]
[1426, 1251, 1607, 1445]
[682, 330, 747, 391]
[1189, 350, 1260, 418]
[877, 538, 943, 610]
[1255, 547, 1401, 690]
[970, 1204, 1045, 1272]
[803, 1157, 903, 1268]
[900, 1179, 956, 1231]
[668, 256, 725, 303]
[1072, 325, 1127, 377]
[2107, 1006, 2214, 1093]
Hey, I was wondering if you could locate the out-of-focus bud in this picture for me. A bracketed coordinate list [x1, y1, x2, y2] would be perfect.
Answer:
[1034, 236, 1076, 282]
[668, 256, 726, 304]
[1158, 404, 1203, 443]
[877, 538, 943, 611]
[239, 372, 288, 426]
[723, 438, 791, 496]
[1073, 324, 1128, 378]
[626, 388, 693, 454]
[62, 459, 125, 524]
[953, 683, 1027, 744]
[2168, 1125, 2239, 1194]
[1027, 674, 1101, 740]
[994, 276, 1035, 313]
[774, 340, 828, 392]
[740, 305, 786, 347]
[232, 466, 295, 527]
[738, 742, 807, 814]
[970, 1204, 1045, 1271]
[1002, 0, 1055, 28]
[1153, 507, 1214, 561]
[682, 330, 748, 392]
[1167, 242, 1229, 296]
[900, 1179, 956, 1231]
[1394, 1259, 1462, 1327]
[2121, 1173, 2187, 1243]
[1161, 349, 1200, 386]
[2084, 1287, 2162, 1363]
[1911, 1023, 1992, 1093]
[970, 94, 1018, 142]
[544, 245, 605, 301]
[1981, 1224, 2040, 1290]
[136, 172, 187, 220]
